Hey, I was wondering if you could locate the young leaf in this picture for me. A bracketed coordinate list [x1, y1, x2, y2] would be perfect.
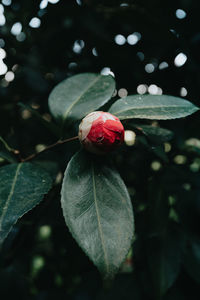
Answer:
[48, 73, 115, 124]
[0, 163, 52, 246]
[109, 95, 199, 120]
[61, 150, 134, 278]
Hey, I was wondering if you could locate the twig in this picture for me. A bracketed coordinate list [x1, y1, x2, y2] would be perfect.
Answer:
[0, 136, 21, 162]
[0, 136, 20, 154]
[21, 136, 79, 162]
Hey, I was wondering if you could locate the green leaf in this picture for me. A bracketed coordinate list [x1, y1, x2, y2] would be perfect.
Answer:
[133, 125, 174, 144]
[61, 150, 134, 278]
[109, 95, 199, 120]
[147, 225, 184, 299]
[138, 136, 168, 162]
[183, 236, 200, 283]
[0, 163, 52, 246]
[48, 73, 115, 124]
[18, 102, 60, 138]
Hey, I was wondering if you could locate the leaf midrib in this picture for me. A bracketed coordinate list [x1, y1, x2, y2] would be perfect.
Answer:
[0, 163, 22, 234]
[112, 104, 194, 116]
[63, 75, 101, 121]
[92, 163, 109, 274]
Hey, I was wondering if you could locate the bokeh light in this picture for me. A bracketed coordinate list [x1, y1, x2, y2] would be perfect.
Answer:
[137, 84, 147, 94]
[124, 130, 136, 146]
[11, 22, 22, 36]
[175, 9, 186, 19]
[180, 87, 187, 97]
[145, 63, 155, 73]
[29, 17, 41, 28]
[174, 52, 187, 67]
[127, 32, 141, 45]
[115, 34, 126, 45]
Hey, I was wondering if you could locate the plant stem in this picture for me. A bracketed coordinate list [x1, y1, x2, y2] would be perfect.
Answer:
[21, 136, 79, 162]
[0, 136, 20, 154]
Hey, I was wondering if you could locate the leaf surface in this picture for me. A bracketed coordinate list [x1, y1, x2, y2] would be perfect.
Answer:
[0, 163, 52, 245]
[18, 102, 60, 137]
[133, 124, 174, 143]
[61, 150, 134, 278]
[48, 73, 115, 124]
[109, 95, 199, 120]
[183, 237, 200, 283]
[147, 225, 184, 299]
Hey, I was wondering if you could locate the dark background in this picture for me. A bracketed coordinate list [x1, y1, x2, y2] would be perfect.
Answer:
[1, 0, 200, 299]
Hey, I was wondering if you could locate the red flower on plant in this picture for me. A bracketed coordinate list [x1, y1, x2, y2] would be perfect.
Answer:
[78, 111, 124, 154]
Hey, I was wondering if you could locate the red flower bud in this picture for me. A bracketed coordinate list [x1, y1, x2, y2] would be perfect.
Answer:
[78, 111, 124, 154]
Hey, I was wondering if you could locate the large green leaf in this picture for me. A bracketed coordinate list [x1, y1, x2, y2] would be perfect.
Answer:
[0, 163, 52, 246]
[48, 73, 115, 124]
[109, 95, 199, 120]
[61, 150, 134, 278]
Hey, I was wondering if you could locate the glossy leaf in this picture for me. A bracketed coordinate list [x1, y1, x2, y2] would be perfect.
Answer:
[109, 95, 199, 120]
[61, 150, 134, 278]
[0, 163, 52, 246]
[48, 73, 115, 124]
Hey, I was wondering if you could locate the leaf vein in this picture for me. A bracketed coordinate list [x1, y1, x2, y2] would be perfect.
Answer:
[113, 104, 193, 116]
[92, 163, 109, 274]
[63, 75, 101, 121]
[75, 202, 94, 221]
[0, 163, 22, 233]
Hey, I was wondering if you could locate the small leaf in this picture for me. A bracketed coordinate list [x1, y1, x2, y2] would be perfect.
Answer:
[61, 150, 134, 278]
[0, 163, 52, 246]
[109, 95, 199, 120]
[48, 73, 115, 124]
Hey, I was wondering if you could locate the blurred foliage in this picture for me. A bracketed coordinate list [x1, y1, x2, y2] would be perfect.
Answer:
[1, 0, 200, 299]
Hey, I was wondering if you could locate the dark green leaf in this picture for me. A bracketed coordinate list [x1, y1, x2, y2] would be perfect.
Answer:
[61, 150, 134, 278]
[138, 136, 168, 162]
[18, 102, 60, 138]
[109, 95, 199, 120]
[183, 236, 200, 283]
[133, 125, 174, 144]
[0, 163, 52, 246]
[148, 177, 170, 234]
[48, 73, 115, 124]
[147, 225, 184, 299]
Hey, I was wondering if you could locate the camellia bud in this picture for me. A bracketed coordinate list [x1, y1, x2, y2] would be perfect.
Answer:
[78, 111, 124, 154]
